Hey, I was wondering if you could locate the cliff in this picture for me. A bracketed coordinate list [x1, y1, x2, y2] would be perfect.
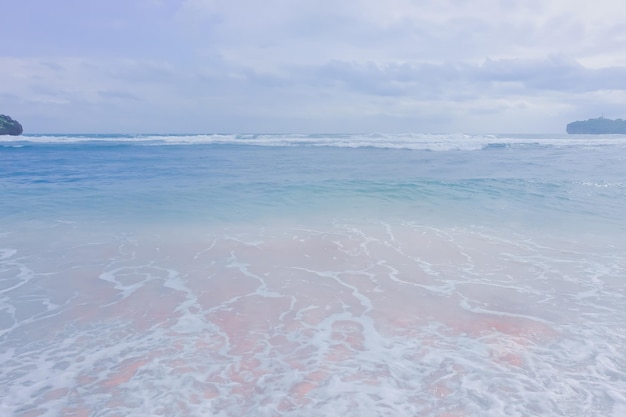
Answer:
[566, 117, 626, 134]
[0, 114, 23, 135]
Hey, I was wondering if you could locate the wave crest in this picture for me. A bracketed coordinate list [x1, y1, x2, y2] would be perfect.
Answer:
[3, 132, 626, 151]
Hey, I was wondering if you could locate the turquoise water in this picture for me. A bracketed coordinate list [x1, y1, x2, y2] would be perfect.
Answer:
[3, 134, 625, 229]
[1, 133, 626, 416]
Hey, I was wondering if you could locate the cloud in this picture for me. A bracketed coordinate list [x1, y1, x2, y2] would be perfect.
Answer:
[3, 52, 626, 133]
[299, 57, 626, 100]
[173, 0, 626, 67]
[98, 90, 142, 101]
[2, 0, 626, 132]
[478, 57, 626, 92]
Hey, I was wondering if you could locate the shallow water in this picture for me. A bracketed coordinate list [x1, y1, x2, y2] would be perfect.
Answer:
[1, 133, 626, 416]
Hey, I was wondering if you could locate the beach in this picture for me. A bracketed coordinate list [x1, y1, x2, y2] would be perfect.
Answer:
[1, 133, 625, 416]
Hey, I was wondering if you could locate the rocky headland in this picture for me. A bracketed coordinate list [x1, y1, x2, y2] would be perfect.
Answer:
[566, 117, 626, 134]
[0, 114, 23, 135]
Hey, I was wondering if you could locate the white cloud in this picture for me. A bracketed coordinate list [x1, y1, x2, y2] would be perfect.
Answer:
[2, 0, 626, 132]
[174, 0, 626, 66]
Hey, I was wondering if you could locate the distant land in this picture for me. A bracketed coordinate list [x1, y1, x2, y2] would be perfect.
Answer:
[566, 117, 626, 134]
[0, 114, 23, 135]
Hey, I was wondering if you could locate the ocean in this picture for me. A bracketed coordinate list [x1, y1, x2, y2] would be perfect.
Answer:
[1, 133, 625, 416]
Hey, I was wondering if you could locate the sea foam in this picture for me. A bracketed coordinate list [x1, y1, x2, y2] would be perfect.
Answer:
[1, 220, 624, 416]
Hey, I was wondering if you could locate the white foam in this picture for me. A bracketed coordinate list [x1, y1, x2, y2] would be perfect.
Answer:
[1, 221, 625, 416]
[4, 132, 626, 151]
[0, 248, 16, 260]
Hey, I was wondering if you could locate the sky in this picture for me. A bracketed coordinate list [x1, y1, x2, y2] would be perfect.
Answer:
[1, 0, 626, 134]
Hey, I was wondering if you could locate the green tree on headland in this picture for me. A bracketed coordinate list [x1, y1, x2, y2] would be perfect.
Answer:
[566, 117, 626, 134]
[0, 114, 23, 135]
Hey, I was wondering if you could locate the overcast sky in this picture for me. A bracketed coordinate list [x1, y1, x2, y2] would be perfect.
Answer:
[2, 0, 626, 133]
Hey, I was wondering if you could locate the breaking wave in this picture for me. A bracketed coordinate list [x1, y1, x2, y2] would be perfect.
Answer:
[3, 132, 626, 151]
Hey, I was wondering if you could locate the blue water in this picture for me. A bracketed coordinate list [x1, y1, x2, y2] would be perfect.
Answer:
[3, 134, 625, 229]
[1, 133, 626, 416]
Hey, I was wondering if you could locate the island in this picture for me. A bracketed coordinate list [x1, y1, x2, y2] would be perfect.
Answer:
[566, 117, 626, 134]
[0, 114, 23, 135]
